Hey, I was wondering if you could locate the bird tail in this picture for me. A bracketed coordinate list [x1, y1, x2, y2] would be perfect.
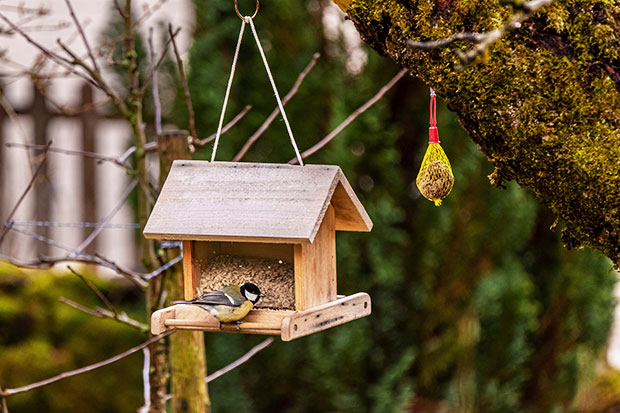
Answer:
[171, 300, 193, 305]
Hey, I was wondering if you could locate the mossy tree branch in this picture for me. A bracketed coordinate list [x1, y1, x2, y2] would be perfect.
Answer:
[339, 0, 620, 265]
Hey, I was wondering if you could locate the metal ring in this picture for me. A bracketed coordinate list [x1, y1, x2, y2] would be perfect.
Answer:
[234, 0, 259, 20]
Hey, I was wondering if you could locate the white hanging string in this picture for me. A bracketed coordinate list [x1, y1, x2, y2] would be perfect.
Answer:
[247, 17, 304, 166]
[211, 19, 246, 162]
[211, 15, 304, 166]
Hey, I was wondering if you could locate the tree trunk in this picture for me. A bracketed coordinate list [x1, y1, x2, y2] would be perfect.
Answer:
[336, 0, 620, 265]
[157, 131, 211, 413]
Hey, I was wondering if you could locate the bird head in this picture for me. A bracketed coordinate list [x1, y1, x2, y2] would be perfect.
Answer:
[240, 282, 262, 304]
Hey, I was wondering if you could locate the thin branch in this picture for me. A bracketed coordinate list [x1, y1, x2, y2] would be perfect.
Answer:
[75, 179, 138, 253]
[0, 253, 147, 287]
[0, 141, 51, 246]
[56, 39, 128, 115]
[148, 27, 162, 135]
[5, 142, 129, 168]
[1, 331, 173, 397]
[117, 104, 252, 164]
[64, 0, 99, 73]
[0, 385, 7, 413]
[289, 68, 407, 164]
[205, 338, 274, 383]
[0, 89, 34, 170]
[59, 297, 148, 331]
[67, 265, 115, 312]
[234, 52, 320, 161]
[407, 0, 555, 65]
[139, 27, 181, 96]
[113, 0, 126, 19]
[195, 105, 252, 146]
[0, 13, 99, 89]
[168, 24, 197, 143]
[59, 296, 103, 317]
[139, 347, 151, 413]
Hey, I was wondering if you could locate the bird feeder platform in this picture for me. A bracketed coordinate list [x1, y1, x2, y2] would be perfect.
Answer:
[145, 161, 373, 341]
[151, 293, 370, 341]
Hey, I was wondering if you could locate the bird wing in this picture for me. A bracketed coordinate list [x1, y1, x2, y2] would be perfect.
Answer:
[190, 288, 245, 307]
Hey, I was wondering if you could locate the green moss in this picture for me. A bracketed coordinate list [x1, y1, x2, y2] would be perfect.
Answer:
[348, 0, 620, 265]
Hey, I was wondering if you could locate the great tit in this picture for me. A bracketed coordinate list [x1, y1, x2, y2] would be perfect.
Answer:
[171, 282, 262, 329]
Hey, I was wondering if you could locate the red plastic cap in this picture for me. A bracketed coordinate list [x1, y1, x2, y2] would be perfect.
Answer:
[429, 127, 439, 143]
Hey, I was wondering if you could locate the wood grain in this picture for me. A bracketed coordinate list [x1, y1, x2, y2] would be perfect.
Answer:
[294, 204, 337, 311]
[151, 294, 372, 340]
[281, 293, 371, 341]
[182, 241, 204, 300]
[143, 161, 372, 242]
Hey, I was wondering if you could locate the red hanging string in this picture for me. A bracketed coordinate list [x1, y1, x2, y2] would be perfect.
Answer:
[428, 88, 439, 143]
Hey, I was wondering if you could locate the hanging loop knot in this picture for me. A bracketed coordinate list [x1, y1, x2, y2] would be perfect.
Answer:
[234, 0, 259, 21]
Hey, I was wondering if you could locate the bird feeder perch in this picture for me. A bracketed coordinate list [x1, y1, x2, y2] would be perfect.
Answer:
[146, 161, 373, 341]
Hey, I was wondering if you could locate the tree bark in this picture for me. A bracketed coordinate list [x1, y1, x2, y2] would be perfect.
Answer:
[157, 131, 211, 413]
[336, 0, 620, 265]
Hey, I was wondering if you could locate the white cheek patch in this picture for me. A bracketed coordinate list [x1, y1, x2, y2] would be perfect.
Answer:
[245, 291, 258, 302]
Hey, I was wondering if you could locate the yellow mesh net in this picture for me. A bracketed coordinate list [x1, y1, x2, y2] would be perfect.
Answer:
[416, 88, 454, 206]
[416, 142, 454, 206]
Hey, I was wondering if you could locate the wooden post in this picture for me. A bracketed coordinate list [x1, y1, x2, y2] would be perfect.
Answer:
[157, 130, 210, 413]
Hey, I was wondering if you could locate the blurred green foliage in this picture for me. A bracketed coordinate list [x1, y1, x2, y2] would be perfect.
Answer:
[184, 1, 617, 412]
[1, 1, 617, 412]
[0, 263, 144, 412]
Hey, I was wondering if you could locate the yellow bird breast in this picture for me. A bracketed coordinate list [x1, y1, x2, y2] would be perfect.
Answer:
[212, 301, 254, 323]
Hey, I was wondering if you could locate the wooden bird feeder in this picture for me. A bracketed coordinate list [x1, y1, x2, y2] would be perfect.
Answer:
[146, 161, 372, 341]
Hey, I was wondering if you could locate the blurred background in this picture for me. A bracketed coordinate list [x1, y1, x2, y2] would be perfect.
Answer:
[1, 0, 619, 411]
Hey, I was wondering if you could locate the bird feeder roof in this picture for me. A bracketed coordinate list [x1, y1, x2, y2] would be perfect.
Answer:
[144, 161, 372, 243]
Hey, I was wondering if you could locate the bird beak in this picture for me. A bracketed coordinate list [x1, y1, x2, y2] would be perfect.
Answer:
[260, 293, 265, 297]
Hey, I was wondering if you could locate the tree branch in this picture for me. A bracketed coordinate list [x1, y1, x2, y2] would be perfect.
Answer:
[148, 27, 162, 136]
[59, 297, 148, 331]
[234, 52, 320, 161]
[63, 0, 99, 73]
[0, 331, 173, 397]
[168, 24, 197, 144]
[289, 68, 407, 163]
[5, 142, 129, 168]
[75, 179, 137, 253]
[0, 141, 51, 246]
[205, 338, 274, 383]
[407, 0, 555, 65]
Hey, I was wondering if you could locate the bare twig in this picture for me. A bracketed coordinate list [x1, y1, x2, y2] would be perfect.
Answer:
[234, 52, 320, 161]
[205, 338, 274, 383]
[0, 253, 147, 287]
[113, 0, 126, 19]
[0, 90, 34, 170]
[5, 142, 128, 168]
[1, 331, 173, 397]
[195, 105, 252, 146]
[139, 27, 181, 96]
[148, 27, 162, 135]
[76, 179, 138, 253]
[56, 39, 128, 115]
[0, 141, 52, 246]
[67, 266, 115, 310]
[0, 385, 8, 413]
[138, 347, 151, 413]
[407, 0, 555, 65]
[64, 0, 99, 73]
[168, 24, 197, 143]
[0, 13, 99, 89]
[117, 104, 252, 163]
[59, 297, 148, 331]
[289, 68, 408, 163]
